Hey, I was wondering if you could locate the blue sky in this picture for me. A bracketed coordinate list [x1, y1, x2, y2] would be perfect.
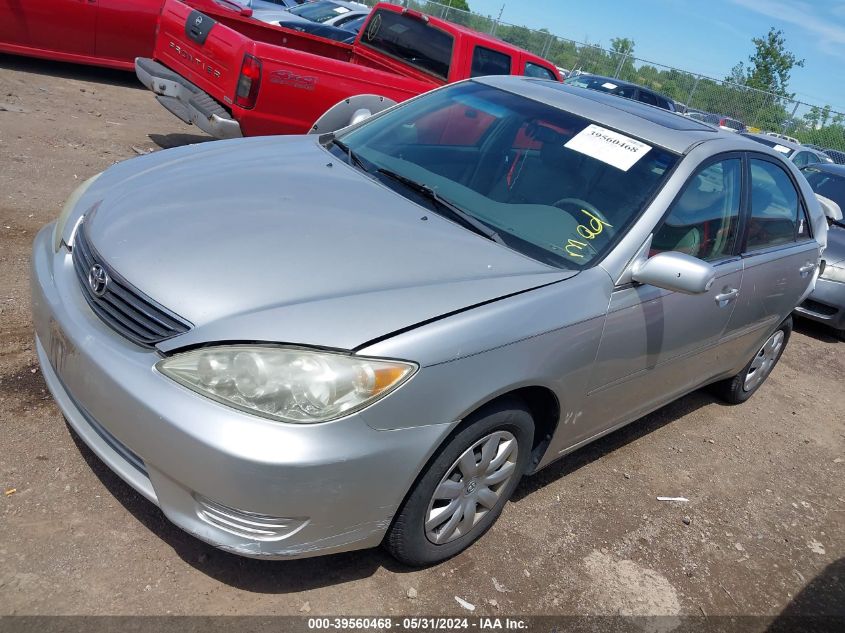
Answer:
[466, 0, 845, 112]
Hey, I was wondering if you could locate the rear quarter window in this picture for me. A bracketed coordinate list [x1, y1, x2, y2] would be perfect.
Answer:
[470, 46, 512, 78]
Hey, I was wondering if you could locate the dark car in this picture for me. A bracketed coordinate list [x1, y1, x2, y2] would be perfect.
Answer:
[275, 19, 357, 43]
[823, 149, 845, 165]
[563, 74, 675, 111]
[796, 163, 845, 339]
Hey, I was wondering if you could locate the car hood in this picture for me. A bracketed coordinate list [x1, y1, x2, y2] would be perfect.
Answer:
[83, 136, 572, 351]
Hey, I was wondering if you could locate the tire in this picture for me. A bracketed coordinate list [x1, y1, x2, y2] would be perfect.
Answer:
[385, 398, 534, 566]
[836, 328, 845, 342]
[714, 316, 792, 405]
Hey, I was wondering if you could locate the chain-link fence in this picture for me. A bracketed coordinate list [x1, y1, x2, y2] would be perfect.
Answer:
[359, 0, 845, 159]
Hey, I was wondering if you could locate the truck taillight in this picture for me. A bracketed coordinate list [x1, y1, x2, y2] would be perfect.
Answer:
[235, 54, 262, 109]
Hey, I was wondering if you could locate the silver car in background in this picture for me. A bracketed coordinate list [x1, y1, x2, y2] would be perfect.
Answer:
[796, 163, 845, 339]
[32, 77, 827, 565]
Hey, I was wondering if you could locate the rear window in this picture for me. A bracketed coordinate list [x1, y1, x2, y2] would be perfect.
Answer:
[360, 9, 454, 80]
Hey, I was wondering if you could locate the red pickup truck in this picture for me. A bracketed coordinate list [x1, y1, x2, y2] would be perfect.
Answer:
[0, 0, 167, 70]
[136, 0, 560, 139]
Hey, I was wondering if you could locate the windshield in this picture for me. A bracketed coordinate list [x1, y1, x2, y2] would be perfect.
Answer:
[803, 168, 845, 224]
[289, 1, 353, 23]
[337, 81, 678, 270]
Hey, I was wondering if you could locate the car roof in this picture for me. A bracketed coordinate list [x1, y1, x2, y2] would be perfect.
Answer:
[478, 76, 737, 154]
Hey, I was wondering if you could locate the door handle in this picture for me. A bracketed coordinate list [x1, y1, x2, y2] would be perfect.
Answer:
[714, 287, 739, 306]
[799, 262, 817, 277]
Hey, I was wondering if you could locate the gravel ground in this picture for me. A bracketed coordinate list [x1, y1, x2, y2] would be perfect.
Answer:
[0, 54, 843, 624]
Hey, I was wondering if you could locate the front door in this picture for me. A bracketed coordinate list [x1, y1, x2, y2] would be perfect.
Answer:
[577, 156, 746, 445]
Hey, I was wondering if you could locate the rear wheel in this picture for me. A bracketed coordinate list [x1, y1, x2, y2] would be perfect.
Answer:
[385, 399, 533, 566]
[714, 316, 792, 404]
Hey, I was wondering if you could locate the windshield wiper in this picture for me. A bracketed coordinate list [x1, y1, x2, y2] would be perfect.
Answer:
[376, 168, 505, 245]
[326, 135, 369, 172]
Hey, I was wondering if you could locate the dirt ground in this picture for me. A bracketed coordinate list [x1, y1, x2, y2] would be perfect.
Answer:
[0, 54, 843, 623]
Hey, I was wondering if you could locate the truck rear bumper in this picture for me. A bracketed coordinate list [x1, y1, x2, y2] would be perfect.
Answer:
[135, 57, 242, 140]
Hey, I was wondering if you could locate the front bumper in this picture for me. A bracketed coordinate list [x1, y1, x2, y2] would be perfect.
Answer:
[135, 57, 242, 140]
[31, 224, 452, 559]
[794, 276, 845, 331]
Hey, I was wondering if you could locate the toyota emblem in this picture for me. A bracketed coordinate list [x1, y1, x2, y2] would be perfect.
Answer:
[195, 15, 203, 25]
[88, 264, 110, 297]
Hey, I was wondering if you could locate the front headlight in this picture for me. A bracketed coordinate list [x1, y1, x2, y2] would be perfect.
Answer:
[53, 172, 102, 252]
[820, 262, 845, 283]
[156, 346, 417, 424]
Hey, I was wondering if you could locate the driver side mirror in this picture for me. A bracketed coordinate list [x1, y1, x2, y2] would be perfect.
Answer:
[632, 251, 716, 295]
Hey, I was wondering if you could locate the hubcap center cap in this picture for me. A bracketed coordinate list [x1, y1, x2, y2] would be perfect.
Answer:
[465, 480, 477, 495]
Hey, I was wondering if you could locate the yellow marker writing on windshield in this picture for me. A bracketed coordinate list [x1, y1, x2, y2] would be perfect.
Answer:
[565, 238, 587, 258]
[576, 209, 612, 240]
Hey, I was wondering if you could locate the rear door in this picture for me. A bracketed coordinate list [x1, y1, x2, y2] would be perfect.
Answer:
[6, 0, 97, 56]
[722, 153, 820, 361]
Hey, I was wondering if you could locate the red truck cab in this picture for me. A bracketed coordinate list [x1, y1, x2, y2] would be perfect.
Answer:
[136, 0, 560, 138]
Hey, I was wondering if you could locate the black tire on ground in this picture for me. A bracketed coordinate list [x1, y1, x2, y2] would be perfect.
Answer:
[384, 398, 534, 567]
[713, 316, 792, 405]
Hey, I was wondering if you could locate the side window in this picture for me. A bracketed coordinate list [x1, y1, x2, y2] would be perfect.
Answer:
[523, 62, 556, 80]
[652, 159, 742, 261]
[470, 46, 512, 78]
[615, 85, 636, 99]
[638, 91, 658, 107]
[747, 159, 801, 251]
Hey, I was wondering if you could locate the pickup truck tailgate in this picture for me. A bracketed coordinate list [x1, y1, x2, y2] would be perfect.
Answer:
[154, 0, 246, 108]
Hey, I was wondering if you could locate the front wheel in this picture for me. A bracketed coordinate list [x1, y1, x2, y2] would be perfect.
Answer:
[385, 399, 534, 566]
[714, 316, 792, 404]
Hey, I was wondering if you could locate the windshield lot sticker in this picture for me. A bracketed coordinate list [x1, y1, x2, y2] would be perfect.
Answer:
[601, 82, 618, 89]
[564, 124, 652, 171]
[773, 144, 791, 154]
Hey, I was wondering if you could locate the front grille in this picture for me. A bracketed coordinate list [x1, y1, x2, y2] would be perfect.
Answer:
[72, 221, 191, 347]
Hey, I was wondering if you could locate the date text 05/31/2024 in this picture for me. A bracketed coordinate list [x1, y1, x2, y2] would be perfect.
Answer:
[306, 617, 529, 630]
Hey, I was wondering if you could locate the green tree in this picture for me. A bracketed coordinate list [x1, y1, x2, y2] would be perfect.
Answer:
[742, 28, 804, 98]
[443, 0, 470, 10]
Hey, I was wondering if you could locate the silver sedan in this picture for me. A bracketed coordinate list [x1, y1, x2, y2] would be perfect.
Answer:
[32, 76, 827, 565]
